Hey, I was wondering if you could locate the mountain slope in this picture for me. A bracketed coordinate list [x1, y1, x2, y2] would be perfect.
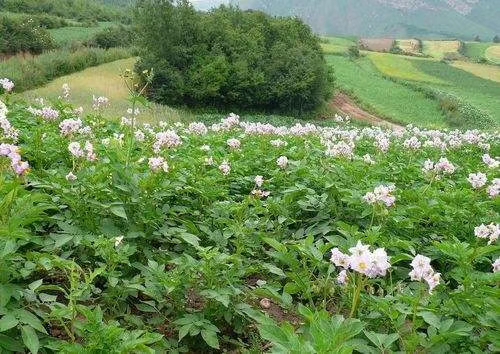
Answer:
[236, 0, 500, 39]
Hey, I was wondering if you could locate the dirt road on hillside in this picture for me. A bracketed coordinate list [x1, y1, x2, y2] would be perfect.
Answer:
[330, 93, 404, 131]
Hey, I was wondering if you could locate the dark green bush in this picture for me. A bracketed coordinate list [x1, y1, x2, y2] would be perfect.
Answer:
[0, 16, 55, 55]
[134, 1, 332, 116]
[87, 25, 135, 49]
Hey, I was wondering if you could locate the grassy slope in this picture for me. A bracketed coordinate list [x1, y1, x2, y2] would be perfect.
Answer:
[49, 22, 115, 46]
[326, 55, 446, 127]
[21, 58, 187, 123]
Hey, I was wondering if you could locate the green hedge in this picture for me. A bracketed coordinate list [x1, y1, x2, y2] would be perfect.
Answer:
[0, 47, 132, 92]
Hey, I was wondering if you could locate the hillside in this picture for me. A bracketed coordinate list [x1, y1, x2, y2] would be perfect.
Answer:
[237, 0, 500, 40]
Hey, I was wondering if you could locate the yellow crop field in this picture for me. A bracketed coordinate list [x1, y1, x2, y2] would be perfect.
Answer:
[397, 39, 422, 55]
[422, 40, 462, 59]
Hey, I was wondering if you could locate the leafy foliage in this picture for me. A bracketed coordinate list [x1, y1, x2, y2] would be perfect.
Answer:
[134, 1, 332, 116]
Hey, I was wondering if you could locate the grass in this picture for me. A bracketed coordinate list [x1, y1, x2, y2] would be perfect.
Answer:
[461, 42, 492, 61]
[325, 55, 446, 127]
[485, 46, 500, 64]
[422, 40, 462, 59]
[367, 52, 445, 84]
[21, 58, 188, 123]
[451, 61, 500, 83]
[1, 47, 131, 92]
[49, 22, 115, 46]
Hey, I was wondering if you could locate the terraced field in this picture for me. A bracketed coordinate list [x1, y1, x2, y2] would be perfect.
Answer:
[368, 53, 445, 84]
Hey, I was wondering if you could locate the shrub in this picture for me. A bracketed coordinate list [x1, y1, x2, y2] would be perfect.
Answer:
[0, 47, 132, 92]
[347, 45, 360, 59]
[134, 1, 332, 116]
[0, 16, 55, 55]
[87, 25, 135, 49]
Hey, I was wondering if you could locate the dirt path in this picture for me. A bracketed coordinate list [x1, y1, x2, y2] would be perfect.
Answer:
[330, 93, 404, 131]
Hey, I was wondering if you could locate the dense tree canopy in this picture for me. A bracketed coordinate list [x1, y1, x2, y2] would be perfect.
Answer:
[134, 0, 332, 115]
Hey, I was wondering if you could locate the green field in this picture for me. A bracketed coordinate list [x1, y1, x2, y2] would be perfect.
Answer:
[49, 22, 115, 46]
[325, 55, 446, 127]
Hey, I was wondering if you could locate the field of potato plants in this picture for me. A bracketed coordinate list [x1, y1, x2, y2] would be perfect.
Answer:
[1, 80, 499, 353]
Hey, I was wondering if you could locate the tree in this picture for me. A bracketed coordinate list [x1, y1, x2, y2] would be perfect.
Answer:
[494, 35, 500, 43]
[474, 35, 481, 42]
[134, 1, 332, 115]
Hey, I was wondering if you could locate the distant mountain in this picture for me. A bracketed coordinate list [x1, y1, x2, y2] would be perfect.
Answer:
[236, 0, 500, 40]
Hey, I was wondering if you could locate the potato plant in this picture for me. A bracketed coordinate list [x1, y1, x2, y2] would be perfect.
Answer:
[0, 84, 499, 353]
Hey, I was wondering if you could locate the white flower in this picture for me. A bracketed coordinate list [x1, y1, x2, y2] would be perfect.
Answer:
[493, 257, 500, 273]
[409, 254, 440, 294]
[277, 156, 288, 169]
[254, 175, 264, 187]
[330, 248, 350, 269]
[65, 172, 77, 182]
[114, 236, 124, 247]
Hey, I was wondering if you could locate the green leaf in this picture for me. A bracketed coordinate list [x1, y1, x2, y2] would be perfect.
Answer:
[110, 205, 128, 220]
[420, 311, 441, 329]
[201, 330, 219, 349]
[21, 325, 39, 354]
[261, 237, 287, 253]
[176, 232, 200, 248]
[0, 333, 24, 351]
[0, 315, 18, 332]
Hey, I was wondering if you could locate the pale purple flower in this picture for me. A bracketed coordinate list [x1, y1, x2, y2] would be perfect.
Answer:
[227, 138, 241, 150]
[409, 254, 440, 294]
[0, 78, 14, 92]
[148, 156, 169, 173]
[68, 142, 84, 158]
[59, 118, 83, 137]
[188, 122, 208, 135]
[337, 270, 348, 286]
[467, 173, 487, 189]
